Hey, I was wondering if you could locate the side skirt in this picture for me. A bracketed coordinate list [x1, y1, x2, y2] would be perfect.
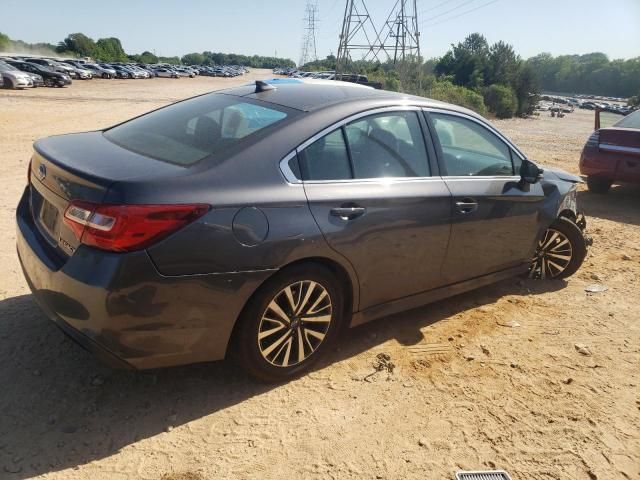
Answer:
[349, 264, 529, 327]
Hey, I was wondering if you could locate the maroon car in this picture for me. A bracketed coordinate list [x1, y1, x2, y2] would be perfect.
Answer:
[580, 109, 640, 193]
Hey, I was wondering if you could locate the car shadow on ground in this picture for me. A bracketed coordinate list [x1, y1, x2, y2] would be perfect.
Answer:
[578, 184, 640, 226]
[0, 277, 566, 478]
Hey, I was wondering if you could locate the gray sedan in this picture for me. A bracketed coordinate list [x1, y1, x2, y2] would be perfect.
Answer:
[17, 79, 589, 381]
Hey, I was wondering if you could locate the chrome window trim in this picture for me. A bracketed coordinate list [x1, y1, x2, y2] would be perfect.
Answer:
[599, 144, 640, 155]
[443, 175, 521, 181]
[279, 150, 302, 184]
[424, 107, 527, 161]
[297, 177, 446, 186]
[279, 106, 428, 184]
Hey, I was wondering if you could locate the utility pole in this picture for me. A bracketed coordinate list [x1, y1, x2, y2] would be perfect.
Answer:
[299, 1, 319, 67]
[336, 0, 421, 86]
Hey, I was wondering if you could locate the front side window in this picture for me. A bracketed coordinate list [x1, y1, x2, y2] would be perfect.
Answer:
[430, 113, 515, 176]
[104, 94, 289, 166]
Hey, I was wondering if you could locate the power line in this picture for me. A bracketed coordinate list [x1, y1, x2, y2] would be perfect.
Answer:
[418, 0, 458, 16]
[422, 0, 500, 27]
[420, 0, 478, 23]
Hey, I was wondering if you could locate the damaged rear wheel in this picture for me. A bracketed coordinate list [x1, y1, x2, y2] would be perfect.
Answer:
[530, 217, 587, 280]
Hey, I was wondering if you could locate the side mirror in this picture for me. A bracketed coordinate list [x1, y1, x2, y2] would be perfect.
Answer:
[520, 159, 544, 185]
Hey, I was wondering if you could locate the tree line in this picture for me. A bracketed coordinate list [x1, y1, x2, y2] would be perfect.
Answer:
[303, 33, 638, 118]
[0, 32, 296, 69]
[527, 52, 639, 98]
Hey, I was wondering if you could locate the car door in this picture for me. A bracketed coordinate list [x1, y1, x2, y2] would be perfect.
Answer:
[424, 108, 546, 284]
[292, 107, 452, 311]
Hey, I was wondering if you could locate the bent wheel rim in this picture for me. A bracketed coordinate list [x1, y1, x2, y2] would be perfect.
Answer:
[530, 228, 573, 279]
[258, 280, 332, 368]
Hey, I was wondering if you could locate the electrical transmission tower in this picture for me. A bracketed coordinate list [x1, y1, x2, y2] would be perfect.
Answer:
[336, 0, 421, 75]
[299, 1, 319, 67]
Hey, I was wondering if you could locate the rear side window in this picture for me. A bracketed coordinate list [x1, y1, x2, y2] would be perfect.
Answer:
[104, 94, 289, 166]
[346, 112, 429, 178]
[297, 110, 430, 181]
[298, 129, 352, 181]
[430, 113, 514, 176]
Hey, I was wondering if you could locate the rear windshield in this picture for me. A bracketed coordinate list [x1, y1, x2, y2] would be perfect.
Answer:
[104, 94, 290, 165]
[614, 110, 640, 130]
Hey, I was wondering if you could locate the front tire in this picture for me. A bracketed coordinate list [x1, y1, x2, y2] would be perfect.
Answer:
[235, 264, 344, 382]
[586, 176, 612, 194]
[530, 217, 587, 279]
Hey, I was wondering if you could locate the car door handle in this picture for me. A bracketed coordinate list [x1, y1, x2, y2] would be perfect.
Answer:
[455, 198, 478, 214]
[330, 206, 366, 220]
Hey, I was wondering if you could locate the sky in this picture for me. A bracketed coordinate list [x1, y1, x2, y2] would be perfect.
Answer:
[2, 0, 639, 63]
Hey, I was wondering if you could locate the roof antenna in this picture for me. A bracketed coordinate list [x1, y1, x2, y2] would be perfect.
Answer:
[255, 80, 276, 93]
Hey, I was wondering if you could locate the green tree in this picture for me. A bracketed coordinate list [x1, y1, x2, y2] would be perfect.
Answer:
[182, 52, 205, 65]
[0, 32, 10, 52]
[57, 33, 96, 57]
[484, 84, 517, 118]
[94, 37, 127, 62]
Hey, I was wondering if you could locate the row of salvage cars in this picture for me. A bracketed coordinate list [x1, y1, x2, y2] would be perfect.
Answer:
[0, 55, 249, 89]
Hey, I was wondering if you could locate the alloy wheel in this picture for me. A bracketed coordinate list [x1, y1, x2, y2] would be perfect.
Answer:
[257, 280, 333, 368]
[530, 228, 573, 279]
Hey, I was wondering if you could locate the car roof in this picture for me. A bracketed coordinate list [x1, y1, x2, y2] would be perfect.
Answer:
[217, 78, 474, 115]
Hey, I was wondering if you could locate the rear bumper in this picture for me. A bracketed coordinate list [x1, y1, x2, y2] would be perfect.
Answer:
[580, 148, 640, 183]
[16, 187, 274, 369]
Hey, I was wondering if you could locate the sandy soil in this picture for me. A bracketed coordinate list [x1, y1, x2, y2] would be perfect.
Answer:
[0, 72, 638, 480]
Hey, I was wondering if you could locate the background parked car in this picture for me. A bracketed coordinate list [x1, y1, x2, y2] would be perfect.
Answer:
[84, 63, 115, 78]
[0, 61, 34, 89]
[153, 67, 179, 78]
[104, 64, 132, 79]
[580, 108, 640, 193]
[7, 60, 71, 87]
[60, 60, 93, 79]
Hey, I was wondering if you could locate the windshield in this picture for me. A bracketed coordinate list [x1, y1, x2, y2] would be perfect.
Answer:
[614, 110, 640, 130]
[104, 94, 292, 166]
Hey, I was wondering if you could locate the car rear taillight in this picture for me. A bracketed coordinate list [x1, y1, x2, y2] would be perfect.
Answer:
[63, 201, 209, 252]
[27, 159, 32, 185]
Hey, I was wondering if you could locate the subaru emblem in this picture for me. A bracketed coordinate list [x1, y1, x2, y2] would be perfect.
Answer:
[38, 163, 47, 181]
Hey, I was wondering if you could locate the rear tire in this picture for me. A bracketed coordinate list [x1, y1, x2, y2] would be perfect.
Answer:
[530, 217, 587, 279]
[234, 264, 344, 382]
[586, 176, 612, 194]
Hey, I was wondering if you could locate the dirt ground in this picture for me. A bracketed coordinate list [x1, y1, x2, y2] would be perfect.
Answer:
[0, 71, 638, 480]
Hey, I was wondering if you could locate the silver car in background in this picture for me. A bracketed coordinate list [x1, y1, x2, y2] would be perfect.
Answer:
[153, 67, 179, 78]
[0, 61, 34, 89]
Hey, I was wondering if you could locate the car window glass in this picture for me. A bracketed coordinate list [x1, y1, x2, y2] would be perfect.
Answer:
[431, 113, 514, 176]
[104, 95, 290, 166]
[345, 111, 429, 178]
[299, 129, 352, 181]
[511, 149, 523, 175]
[614, 110, 640, 129]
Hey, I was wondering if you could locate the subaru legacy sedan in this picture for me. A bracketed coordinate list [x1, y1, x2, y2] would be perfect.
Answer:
[17, 79, 589, 381]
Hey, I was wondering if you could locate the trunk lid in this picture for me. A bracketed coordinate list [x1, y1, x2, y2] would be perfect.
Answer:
[29, 131, 187, 257]
[599, 128, 640, 158]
